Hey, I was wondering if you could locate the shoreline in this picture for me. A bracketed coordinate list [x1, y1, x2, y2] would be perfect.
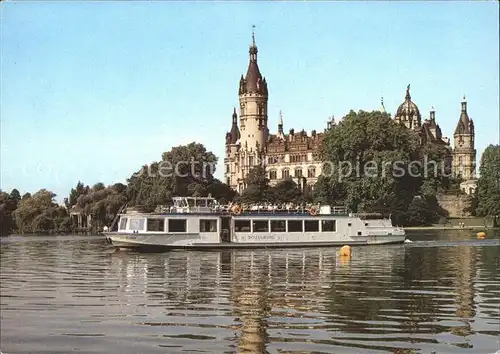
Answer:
[404, 226, 497, 231]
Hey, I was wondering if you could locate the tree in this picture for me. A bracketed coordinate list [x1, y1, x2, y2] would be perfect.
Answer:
[476, 145, 500, 216]
[0, 191, 18, 236]
[66, 181, 88, 209]
[13, 189, 70, 234]
[270, 179, 302, 204]
[126, 142, 221, 211]
[9, 189, 21, 207]
[238, 166, 272, 204]
[317, 109, 449, 225]
[75, 183, 127, 232]
[207, 179, 238, 205]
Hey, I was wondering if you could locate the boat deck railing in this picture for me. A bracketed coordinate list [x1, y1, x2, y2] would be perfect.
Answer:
[151, 204, 348, 216]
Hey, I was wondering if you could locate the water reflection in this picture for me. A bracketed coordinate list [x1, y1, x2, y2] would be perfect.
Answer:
[0, 232, 499, 353]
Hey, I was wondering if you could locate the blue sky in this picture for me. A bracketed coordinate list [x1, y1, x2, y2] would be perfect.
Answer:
[1, 1, 499, 202]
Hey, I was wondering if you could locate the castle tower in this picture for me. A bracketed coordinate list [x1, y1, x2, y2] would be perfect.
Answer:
[238, 29, 269, 176]
[276, 110, 284, 139]
[224, 108, 241, 187]
[452, 96, 476, 180]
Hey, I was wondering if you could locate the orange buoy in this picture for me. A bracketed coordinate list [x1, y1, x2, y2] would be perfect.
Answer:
[309, 207, 318, 216]
[339, 245, 351, 257]
[477, 232, 486, 239]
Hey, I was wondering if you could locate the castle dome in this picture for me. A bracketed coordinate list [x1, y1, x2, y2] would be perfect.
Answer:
[395, 84, 421, 128]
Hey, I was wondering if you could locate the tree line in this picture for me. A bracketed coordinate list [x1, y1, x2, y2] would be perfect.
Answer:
[1, 113, 499, 235]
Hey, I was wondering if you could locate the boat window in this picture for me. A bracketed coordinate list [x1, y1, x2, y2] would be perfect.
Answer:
[234, 220, 251, 232]
[358, 231, 362, 235]
[188, 199, 195, 207]
[252, 220, 269, 233]
[270, 220, 286, 232]
[129, 218, 145, 231]
[322, 220, 336, 232]
[305, 220, 319, 232]
[147, 218, 165, 232]
[119, 218, 128, 231]
[288, 220, 303, 232]
[168, 219, 187, 232]
[200, 219, 217, 232]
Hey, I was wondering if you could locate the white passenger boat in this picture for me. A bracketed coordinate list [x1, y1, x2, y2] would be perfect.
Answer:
[103, 196, 406, 250]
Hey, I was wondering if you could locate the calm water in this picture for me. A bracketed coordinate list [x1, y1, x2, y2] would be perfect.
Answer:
[1, 231, 499, 354]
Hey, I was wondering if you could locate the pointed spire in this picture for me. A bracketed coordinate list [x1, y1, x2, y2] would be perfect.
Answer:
[252, 25, 256, 47]
[249, 25, 258, 62]
[242, 26, 264, 95]
[278, 110, 284, 135]
[327, 115, 335, 130]
[228, 107, 240, 144]
[405, 84, 411, 100]
[455, 96, 471, 135]
[380, 97, 386, 113]
[430, 106, 436, 122]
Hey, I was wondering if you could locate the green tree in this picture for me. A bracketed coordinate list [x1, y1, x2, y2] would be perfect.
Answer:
[270, 179, 302, 204]
[207, 179, 238, 204]
[0, 191, 18, 236]
[126, 142, 221, 211]
[476, 145, 500, 216]
[317, 109, 449, 225]
[65, 181, 89, 209]
[13, 189, 70, 234]
[238, 166, 272, 204]
[9, 189, 21, 207]
[75, 183, 127, 232]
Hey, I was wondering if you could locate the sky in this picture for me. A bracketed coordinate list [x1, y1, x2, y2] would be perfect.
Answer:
[1, 1, 499, 203]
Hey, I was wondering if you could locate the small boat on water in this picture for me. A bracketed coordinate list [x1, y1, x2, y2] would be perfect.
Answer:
[103, 196, 406, 250]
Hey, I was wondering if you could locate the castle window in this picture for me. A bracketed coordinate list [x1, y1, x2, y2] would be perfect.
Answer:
[226, 164, 230, 173]
[269, 170, 277, 180]
[295, 168, 303, 178]
[282, 169, 290, 179]
[226, 178, 230, 185]
[249, 156, 254, 166]
[459, 157, 463, 166]
[308, 166, 316, 178]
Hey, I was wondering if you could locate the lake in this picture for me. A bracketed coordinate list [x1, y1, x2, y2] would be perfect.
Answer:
[1, 230, 499, 353]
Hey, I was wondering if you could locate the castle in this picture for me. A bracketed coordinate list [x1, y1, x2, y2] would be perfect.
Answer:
[224, 33, 477, 195]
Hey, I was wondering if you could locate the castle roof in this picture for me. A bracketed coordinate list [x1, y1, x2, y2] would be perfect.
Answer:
[226, 108, 240, 145]
[396, 84, 421, 124]
[266, 129, 324, 153]
[239, 31, 268, 95]
[454, 96, 474, 135]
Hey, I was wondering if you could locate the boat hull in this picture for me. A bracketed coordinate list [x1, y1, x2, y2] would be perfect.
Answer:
[104, 233, 406, 251]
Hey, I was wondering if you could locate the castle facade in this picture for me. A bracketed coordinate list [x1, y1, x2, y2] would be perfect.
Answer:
[224, 34, 477, 194]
